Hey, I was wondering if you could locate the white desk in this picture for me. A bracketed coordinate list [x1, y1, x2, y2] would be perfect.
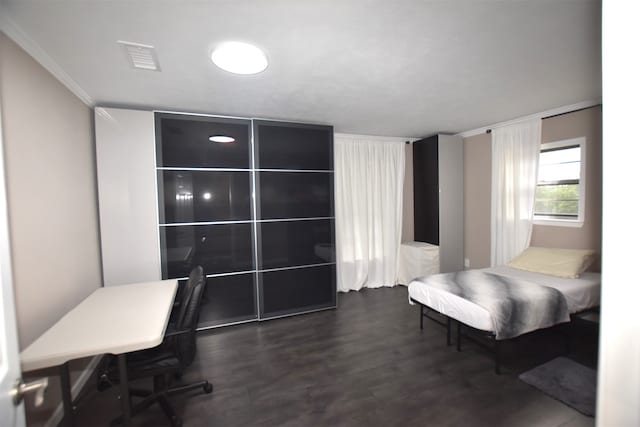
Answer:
[20, 279, 178, 426]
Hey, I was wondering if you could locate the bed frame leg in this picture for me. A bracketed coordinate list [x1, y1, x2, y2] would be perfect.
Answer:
[420, 304, 424, 330]
[456, 321, 461, 352]
[494, 338, 501, 375]
[446, 317, 452, 346]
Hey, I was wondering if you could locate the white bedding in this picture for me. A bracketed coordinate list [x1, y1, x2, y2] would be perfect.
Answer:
[408, 266, 601, 333]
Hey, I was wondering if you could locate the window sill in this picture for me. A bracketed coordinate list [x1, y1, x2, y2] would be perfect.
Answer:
[533, 218, 584, 228]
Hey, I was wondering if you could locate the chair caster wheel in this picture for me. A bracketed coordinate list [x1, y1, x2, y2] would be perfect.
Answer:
[203, 382, 213, 394]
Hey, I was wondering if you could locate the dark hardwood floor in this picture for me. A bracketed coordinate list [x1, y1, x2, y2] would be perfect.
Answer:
[71, 286, 598, 426]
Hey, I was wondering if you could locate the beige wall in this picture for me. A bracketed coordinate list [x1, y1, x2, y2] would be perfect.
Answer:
[463, 132, 492, 268]
[531, 107, 602, 256]
[462, 106, 603, 268]
[0, 32, 102, 348]
[1, 32, 103, 425]
[401, 143, 414, 242]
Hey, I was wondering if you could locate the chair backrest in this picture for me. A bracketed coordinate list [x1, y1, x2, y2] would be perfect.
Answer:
[175, 272, 206, 367]
[174, 266, 203, 328]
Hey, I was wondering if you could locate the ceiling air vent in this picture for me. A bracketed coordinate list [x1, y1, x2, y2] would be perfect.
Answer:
[117, 40, 161, 71]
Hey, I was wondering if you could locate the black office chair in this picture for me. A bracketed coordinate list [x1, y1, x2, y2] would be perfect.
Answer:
[168, 266, 202, 329]
[100, 267, 212, 426]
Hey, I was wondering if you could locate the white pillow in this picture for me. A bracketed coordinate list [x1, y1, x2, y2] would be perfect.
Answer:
[508, 246, 596, 278]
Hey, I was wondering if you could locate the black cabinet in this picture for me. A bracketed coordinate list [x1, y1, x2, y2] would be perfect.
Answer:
[413, 135, 439, 245]
[156, 113, 335, 328]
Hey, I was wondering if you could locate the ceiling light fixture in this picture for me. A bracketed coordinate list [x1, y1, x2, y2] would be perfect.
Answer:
[210, 41, 268, 75]
[209, 135, 236, 143]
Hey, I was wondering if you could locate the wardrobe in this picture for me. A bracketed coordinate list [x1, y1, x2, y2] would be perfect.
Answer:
[412, 134, 464, 273]
[96, 108, 336, 329]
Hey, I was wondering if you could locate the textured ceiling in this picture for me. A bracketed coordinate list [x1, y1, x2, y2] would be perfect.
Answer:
[1, 0, 602, 137]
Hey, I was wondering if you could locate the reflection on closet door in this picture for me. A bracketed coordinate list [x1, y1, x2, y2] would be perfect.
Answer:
[156, 114, 251, 168]
[159, 170, 252, 223]
[259, 219, 335, 269]
[254, 121, 333, 170]
[260, 264, 336, 318]
[258, 172, 333, 219]
[197, 273, 257, 327]
[160, 223, 254, 278]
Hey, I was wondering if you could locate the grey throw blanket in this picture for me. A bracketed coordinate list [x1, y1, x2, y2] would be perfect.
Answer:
[424, 271, 570, 340]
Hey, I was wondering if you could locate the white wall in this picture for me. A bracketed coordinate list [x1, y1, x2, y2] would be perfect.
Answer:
[596, 1, 640, 425]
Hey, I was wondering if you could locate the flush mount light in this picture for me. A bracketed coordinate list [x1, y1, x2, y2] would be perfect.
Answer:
[209, 135, 236, 143]
[210, 41, 268, 75]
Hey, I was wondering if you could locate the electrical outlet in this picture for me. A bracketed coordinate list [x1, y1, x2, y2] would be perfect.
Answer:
[464, 258, 470, 268]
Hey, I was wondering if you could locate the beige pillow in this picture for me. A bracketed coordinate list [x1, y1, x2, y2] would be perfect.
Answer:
[508, 246, 596, 278]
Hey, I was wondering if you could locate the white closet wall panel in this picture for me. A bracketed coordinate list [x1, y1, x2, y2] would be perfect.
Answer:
[95, 108, 161, 286]
[438, 135, 464, 273]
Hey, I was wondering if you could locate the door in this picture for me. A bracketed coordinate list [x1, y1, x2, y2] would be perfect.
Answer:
[0, 103, 26, 426]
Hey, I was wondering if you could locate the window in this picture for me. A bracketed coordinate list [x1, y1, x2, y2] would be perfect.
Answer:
[534, 137, 585, 226]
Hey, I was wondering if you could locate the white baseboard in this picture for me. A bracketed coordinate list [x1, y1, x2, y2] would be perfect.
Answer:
[43, 355, 103, 427]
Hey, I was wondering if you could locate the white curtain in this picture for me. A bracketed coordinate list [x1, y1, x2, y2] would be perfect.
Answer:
[334, 136, 405, 292]
[490, 119, 541, 266]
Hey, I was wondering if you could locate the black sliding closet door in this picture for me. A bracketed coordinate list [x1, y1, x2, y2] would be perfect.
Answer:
[156, 113, 336, 328]
[156, 113, 257, 327]
[254, 120, 336, 319]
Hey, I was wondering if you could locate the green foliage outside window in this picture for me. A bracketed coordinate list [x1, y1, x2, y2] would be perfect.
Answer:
[535, 184, 579, 217]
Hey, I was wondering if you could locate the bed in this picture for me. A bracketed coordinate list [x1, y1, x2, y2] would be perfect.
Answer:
[408, 264, 601, 373]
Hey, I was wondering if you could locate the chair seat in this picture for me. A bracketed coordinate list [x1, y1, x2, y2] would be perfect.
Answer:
[127, 352, 181, 379]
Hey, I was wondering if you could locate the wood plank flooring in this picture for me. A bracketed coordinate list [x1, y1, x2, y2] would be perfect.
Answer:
[71, 286, 598, 426]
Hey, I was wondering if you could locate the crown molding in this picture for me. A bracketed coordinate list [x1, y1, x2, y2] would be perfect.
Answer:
[0, 6, 94, 106]
[456, 99, 602, 139]
[334, 132, 417, 143]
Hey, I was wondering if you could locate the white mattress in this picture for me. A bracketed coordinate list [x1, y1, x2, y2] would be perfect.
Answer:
[408, 266, 601, 333]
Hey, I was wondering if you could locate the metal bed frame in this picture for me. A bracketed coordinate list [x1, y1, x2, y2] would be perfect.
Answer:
[411, 298, 586, 374]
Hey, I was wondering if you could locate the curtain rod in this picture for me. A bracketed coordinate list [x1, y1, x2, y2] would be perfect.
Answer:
[485, 104, 602, 134]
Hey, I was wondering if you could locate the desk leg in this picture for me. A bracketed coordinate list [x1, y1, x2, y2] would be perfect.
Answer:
[59, 362, 74, 427]
[117, 354, 131, 426]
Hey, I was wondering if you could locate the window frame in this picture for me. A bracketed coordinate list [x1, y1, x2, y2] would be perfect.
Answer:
[533, 137, 586, 228]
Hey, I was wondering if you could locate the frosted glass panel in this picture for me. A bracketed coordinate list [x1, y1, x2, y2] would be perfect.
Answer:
[156, 113, 251, 168]
[259, 172, 333, 219]
[159, 170, 251, 223]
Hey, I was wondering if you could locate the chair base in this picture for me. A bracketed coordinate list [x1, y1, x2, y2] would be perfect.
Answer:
[110, 376, 212, 427]
[168, 379, 213, 396]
